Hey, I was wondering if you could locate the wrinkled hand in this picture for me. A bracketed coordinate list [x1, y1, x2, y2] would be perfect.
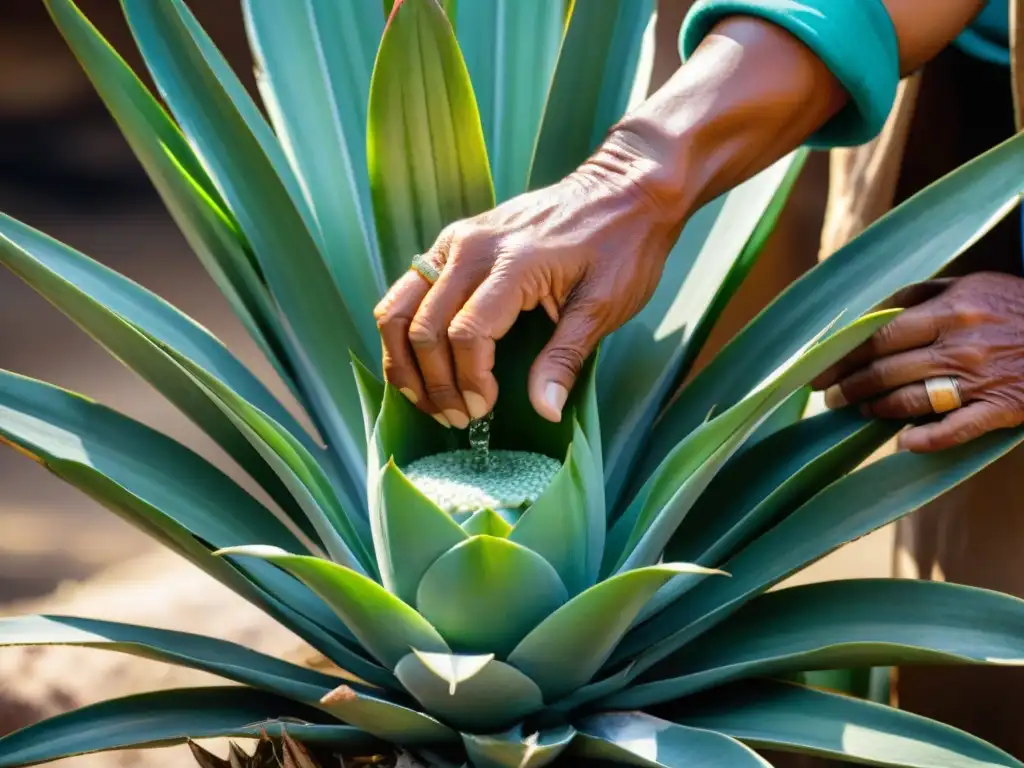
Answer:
[813, 273, 1024, 452]
[373, 138, 681, 428]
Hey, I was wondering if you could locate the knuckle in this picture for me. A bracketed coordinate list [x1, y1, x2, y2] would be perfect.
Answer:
[450, 225, 496, 259]
[545, 345, 587, 377]
[447, 315, 484, 349]
[408, 319, 442, 349]
[947, 296, 993, 327]
[424, 382, 461, 403]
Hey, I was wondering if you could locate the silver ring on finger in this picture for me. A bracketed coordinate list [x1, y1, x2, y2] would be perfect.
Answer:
[924, 376, 963, 414]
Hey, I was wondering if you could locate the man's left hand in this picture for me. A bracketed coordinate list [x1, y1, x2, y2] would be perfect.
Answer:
[812, 272, 1024, 453]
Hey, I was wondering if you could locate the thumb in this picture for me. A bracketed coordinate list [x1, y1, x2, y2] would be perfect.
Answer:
[529, 299, 604, 422]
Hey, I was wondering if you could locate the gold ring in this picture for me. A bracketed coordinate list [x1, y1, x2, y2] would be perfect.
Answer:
[924, 376, 963, 414]
[410, 253, 441, 285]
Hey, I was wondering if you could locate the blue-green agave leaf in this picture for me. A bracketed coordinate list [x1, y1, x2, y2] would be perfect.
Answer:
[613, 424, 1024, 680]
[395, 651, 544, 733]
[0, 615, 337, 704]
[43, 0, 297, 391]
[462, 724, 576, 768]
[122, 0, 372, 486]
[507, 563, 723, 701]
[0, 687, 378, 768]
[243, 0, 386, 352]
[219, 546, 450, 668]
[601, 152, 806, 506]
[461, 508, 513, 537]
[319, 683, 458, 745]
[352, 356, 387, 444]
[375, 459, 468, 603]
[416, 536, 568, 657]
[664, 680, 1023, 768]
[529, 0, 654, 189]
[614, 579, 1024, 708]
[368, 0, 494, 283]
[648, 130, 1024, 470]
[571, 712, 771, 768]
[456, 0, 564, 201]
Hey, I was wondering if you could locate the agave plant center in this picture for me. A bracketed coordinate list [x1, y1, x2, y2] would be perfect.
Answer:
[404, 411, 561, 516]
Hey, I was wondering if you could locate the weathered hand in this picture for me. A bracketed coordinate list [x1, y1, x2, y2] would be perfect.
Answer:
[813, 273, 1024, 452]
[373, 134, 682, 429]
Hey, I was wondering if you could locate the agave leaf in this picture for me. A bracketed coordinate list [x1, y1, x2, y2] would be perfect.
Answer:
[0, 688, 378, 768]
[169, 0, 321, 249]
[570, 712, 771, 768]
[148, 335, 373, 573]
[43, 0, 296, 391]
[220, 546, 450, 668]
[368, 0, 494, 283]
[508, 423, 602, 595]
[461, 724, 576, 768]
[0, 210, 317, 538]
[460, 508, 513, 537]
[528, 0, 654, 189]
[351, 356, 387, 445]
[613, 424, 1024, 680]
[122, 0, 372, 486]
[375, 460, 468, 604]
[601, 152, 806, 506]
[0, 615, 338, 704]
[506, 564, 723, 702]
[456, 0, 564, 201]
[319, 683, 457, 744]
[415, 536, 568, 657]
[614, 579, 1024, 708]
[648, 132, 1024, 472]
[663, 680, 1023, 768]
[0, 370, 389, 684]
[395, 651, 544, 732]
[666, 409, 898, 567]
[243, 0, 386, 351]
[613, 310, 900, 573]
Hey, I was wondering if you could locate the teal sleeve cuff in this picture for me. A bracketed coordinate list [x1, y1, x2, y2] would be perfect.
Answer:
[679, 0, 900, 148]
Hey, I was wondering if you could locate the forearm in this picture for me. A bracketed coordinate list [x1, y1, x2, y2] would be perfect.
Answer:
[593, 1, 985, 222]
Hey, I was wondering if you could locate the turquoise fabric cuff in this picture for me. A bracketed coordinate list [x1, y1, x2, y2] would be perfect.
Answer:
[679, 0, 900, 148]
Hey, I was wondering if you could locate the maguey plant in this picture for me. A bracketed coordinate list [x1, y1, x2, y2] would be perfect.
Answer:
[2, 1, 1024, 766]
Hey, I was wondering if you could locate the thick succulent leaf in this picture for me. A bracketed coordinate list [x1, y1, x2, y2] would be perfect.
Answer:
[319, 683, 457, 744]
[462, 724, 576, 768]
[0, 210, 317, 534]
[664, 680, 1023, 768]
[220, 545, 450, 668]
[508, 423, 602, 595]
[612, 311, 899, 573]
[375, 459, 468, 603]
[368, 0, 494, 283]
[243, 0, 385, 351]
[0, 370, 389, 682]
[149, 337, 373, 572]
[351, 357, 386, 444]
[601, 152, 806, 505]
[43, 0, 296, 390]
[395, 651, 544, 732]
[665, 409, 898, 567]
[0, 687, 377, 768]
[461, 508, 513, 537]
[507, 564, 723, 702]
[617, 579, 1024, 707]
[122, 0, 371, 484]
[456, 0, 564, 201]
[648, 131, 1024, 471]
[571, 712, 771, 768]
[0, 615, 338, 704]
[612, 424, 1024, 681]
[529, 0, 654, 189]
[416, 535, 568, 657]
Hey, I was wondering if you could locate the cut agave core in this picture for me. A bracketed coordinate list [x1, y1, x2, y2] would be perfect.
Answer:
[403, 449, 561, 516]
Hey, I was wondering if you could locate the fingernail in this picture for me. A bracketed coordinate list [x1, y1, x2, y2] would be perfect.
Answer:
[399, 387, 419, 405]
[432, 412, 452, 428]
[824, 384, 847, 410]
[463, 391, 489, 420]
[543, 382, 568, 422]
[444, 409, 470, 430]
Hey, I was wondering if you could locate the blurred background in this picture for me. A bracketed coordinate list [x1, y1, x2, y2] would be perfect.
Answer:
[0, 1, 891, 764]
